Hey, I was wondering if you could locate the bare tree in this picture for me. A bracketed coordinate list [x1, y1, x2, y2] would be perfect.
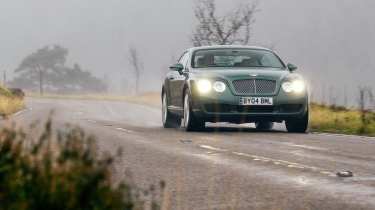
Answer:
[328, 86, 338, 108]
[192, 0, 259, 46]
[357, 86, 374, 133]
[321, 83, 327, 105]
[343, 85, 348, 107]
[128, 47, 142, 94]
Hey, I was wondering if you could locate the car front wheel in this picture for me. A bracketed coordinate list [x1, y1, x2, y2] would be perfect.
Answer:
[162, 92, 181, 128]
[182, 92, 205, 131]
[285, 110, 309, 133]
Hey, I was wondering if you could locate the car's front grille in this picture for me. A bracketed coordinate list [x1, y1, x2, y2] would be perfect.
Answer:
[232, 79, 276, 95]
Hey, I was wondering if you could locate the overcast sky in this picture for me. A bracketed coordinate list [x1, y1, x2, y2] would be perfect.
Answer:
[1, 0, 374, 103]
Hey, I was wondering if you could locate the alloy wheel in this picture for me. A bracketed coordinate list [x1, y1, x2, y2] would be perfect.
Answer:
[183, 94, 190, 128]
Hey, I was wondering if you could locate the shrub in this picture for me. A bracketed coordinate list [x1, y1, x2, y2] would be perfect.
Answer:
[0, 86, 13, 97]
[0, 86, 25, 116]
[0, 96, 25, 117]
[8, 88, 25, 99]
[0, 119, 158, 210]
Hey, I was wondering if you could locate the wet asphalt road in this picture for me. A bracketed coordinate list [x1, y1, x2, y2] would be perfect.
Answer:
[5, 97, 375, 210]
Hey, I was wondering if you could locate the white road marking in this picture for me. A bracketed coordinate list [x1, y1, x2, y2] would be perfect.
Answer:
[201, 136, 219, 141]
[320, 171, 336, 177]
[231, 151, 336, 176]
[116, 127, 134, 133]
[198, 145, 336, 177]
[199, 145, 227, 152]
[348, 177, 375, 181]
[86, 119, 97, 123]
[13, 108, 29, 117]
[312, 132, 375, 140]
[283, 142, 328, 151]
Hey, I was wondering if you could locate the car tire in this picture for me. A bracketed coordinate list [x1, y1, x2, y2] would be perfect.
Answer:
[182, 91, 205, 131]
[285, 110, 309, 133]
[255, 122, 274, 131]
[162, 92, 181, 128]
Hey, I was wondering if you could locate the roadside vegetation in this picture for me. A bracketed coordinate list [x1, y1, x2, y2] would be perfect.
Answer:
[0, 86, 25, 117]
[0, 119, 162, 210]
[310, 103, 375, 136]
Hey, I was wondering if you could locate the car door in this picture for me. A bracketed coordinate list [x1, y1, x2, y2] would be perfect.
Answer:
[168, 51, 188, 109]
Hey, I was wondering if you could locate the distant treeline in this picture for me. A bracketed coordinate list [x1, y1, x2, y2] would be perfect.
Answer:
[10, 45, 107, 94]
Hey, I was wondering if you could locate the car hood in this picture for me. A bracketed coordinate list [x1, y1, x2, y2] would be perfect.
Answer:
[190, 68, 292, 82]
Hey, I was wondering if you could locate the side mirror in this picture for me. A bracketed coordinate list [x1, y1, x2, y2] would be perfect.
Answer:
[287, 63, 298, 72]
[169, 63, 184, 72]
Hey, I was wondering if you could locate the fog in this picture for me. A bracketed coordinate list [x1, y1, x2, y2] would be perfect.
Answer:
[1, 0, 374, 104]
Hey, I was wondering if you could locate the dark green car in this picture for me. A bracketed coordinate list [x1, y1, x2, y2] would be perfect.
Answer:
[162, 46, 309, 133]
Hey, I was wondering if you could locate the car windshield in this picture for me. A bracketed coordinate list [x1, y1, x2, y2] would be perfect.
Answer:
[192, 49, 285, 69]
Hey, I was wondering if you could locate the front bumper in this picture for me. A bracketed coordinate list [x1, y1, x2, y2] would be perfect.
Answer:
[191, 89, 308, 123]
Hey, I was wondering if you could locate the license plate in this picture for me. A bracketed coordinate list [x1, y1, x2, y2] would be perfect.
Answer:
[239, 97, 273, 106]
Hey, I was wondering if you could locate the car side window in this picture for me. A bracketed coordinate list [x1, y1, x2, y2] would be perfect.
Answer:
[178, 52, 187, 64]
[180, 53, 190, 70]
[183, 53, 190, 68]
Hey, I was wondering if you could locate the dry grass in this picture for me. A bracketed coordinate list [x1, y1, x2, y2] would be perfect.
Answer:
[310, 103, 375, 136]
[0, 96, 25, 116]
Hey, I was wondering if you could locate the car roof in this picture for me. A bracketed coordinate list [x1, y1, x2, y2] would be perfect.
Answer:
[188, 45, 272, 52]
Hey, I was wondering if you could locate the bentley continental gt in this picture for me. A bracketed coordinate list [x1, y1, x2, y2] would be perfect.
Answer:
[162, 46, 309, 132]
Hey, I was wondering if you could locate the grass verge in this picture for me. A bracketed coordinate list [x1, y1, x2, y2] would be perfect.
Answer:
[0, 96, 25, 116]
[310, 103, 375, 136]
[0, 85, 25, 117]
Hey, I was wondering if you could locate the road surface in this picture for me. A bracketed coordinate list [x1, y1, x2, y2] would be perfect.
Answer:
[4, 97, 375, 210]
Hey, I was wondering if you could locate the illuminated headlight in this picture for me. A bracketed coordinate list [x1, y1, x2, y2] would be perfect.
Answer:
[197, 79, 212, 94]
[282, 82, 293, 93]
[282, 80, 305, 94]
[213, 81, 226, 93]
[292, 80, 305, 93]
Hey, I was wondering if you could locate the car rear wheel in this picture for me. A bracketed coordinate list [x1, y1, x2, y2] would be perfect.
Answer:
[182, 92, 205, 131]
[255, 122, 274, 131]
[285, 110, 309, 133]
[162, 92, 181, 128]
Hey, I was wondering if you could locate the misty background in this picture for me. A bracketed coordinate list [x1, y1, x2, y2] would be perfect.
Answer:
[1, 0, 374, 105]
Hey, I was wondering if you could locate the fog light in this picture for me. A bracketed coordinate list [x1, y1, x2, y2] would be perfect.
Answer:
[213, 81, 226, 93]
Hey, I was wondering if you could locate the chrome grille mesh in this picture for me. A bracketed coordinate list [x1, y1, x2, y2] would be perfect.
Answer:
[232, 79, 276, 94]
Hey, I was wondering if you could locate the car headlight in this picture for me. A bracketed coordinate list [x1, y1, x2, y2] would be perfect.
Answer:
[292, 80, 305, 93]
[213, 81, 226, 93]
[197, 79, 212, 94]
[282, 80, 305, 94]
